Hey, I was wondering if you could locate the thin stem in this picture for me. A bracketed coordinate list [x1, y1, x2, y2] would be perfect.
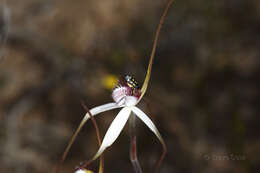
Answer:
[139, 0, 174, 101]
[143, 98, 167, 173]
[80, 102, 104, 173]
[154, 140, 167, 173]
[55, 115, 88, 173]
[129, 114, 142, 173]
[55, 102, 104, 173]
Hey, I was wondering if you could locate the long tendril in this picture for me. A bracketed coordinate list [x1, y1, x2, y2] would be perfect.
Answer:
[139, 0, 174, 101]
[55, 102, 104, 173]
[80, 102, 104, 173]
[55, 114, 89, 173]
[139, 2, 174, 171]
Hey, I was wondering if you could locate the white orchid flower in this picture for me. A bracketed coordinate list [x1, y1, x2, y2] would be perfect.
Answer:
[62, 74, 166, 163]
[56, 0, 173, 172]
[92, 76, 166, 161]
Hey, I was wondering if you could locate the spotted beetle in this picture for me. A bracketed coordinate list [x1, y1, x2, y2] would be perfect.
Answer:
[125, 75, 139, 89]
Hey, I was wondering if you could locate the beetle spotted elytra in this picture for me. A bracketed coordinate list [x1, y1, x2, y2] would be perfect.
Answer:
[125, 75, 140, 89]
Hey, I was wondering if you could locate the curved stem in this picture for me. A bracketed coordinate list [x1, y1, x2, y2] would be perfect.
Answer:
[80, 102, 104, 173]
[131, 106, 167, 173]
[55, 114, 89, 173]
[154, 140, 167, 173]
[129, 114, 143, 173]
[139, 0, 174, 101]
[55, 103, 120, 173]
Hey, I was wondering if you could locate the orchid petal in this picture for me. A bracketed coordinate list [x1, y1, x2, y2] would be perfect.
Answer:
[92, 107, 132, 160]
[131, 106, 166, 147]
[61, 103, 122, 165]
[75, 169, 93, 173]
[139, 0, 173, 102]
[89, 102, 123, 118]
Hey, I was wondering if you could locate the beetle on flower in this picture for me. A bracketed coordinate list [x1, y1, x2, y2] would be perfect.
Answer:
[91, 74, 165, 161]
[56, 0, 173, 173]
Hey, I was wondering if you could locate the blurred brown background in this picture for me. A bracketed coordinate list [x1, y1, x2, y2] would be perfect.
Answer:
[0, 0, 259, 173]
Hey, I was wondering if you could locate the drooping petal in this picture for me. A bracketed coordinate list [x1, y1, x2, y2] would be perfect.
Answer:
[60, 103, 122, 168]
[131, 106, 166, 147]
[92, 107, 132, 161]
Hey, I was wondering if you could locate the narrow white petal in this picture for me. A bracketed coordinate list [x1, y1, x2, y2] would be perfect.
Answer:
[92, 107, 132, 160]
[89, 102, 122, 117]
[61, 102, 121, 163]
[75, 169, 93, 173]
[81, 102, 122, 122]
[131, 106, 165, 146]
